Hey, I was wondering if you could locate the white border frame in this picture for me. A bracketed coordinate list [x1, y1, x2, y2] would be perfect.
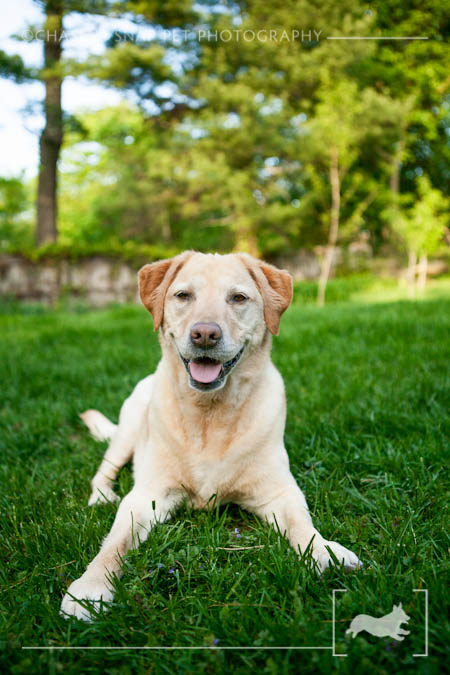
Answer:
[22, 588, 428, 654]
[412, 588, 428, 657]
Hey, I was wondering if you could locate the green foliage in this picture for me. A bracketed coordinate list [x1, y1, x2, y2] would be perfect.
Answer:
[57, 104, 240, 251]
[0, 49, 33, 82]
[365, 0, 450, 194]
[1, 297, 449, 671]
[295, 80, 409, 246]
[8, 238, 179, 266]
[385, 176, 449, 257]
[410, 177, 450, 256]
[0, 175, 34, 249]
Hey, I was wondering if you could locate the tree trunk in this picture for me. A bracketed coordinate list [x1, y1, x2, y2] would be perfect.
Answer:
[36, 1, 63, 246]
[407, 249, 417, 299]
[389, 140, 404, 195]
[317, 146, 340, 307]
[233, 216, 259, 258]
[417, 254, 428, 294]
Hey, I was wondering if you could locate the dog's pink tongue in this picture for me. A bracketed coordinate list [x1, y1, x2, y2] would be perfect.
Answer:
[189, 361, 222, 383]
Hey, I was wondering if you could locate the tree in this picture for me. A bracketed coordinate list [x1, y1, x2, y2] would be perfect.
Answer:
[2, 1, 114, 245]
[177, 0, 415, 265]
[36, 1, 63, 245]
[414, 178, 450, 292]
[366, 0, 450, 197]
[297, 80, 407, 305]
[59, 103, 250, 252]
[184, 0, 377, 258]
[386, 176, 449, 297]
[5, 0, 202, 246]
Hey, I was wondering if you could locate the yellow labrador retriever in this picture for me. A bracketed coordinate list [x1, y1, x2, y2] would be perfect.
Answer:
[61, 251, 361, 621]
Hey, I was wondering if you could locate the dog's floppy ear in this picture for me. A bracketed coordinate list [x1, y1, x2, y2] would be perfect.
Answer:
[240, 254, 293, 335]
[139, 251, 193, 330]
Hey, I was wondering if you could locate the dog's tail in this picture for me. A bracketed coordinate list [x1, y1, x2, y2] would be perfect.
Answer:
[80, 409, 117, 441]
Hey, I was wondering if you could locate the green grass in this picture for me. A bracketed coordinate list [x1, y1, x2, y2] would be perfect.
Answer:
[1, 289, 449, 674]
[292, 274, 450, 305]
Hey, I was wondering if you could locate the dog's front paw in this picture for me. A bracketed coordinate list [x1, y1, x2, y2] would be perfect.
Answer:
[60, 573, 114, 621]
[312, 539, 362, 573]
[88, 484, 120, 506]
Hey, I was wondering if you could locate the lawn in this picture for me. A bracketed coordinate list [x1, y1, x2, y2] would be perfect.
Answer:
[1, 286, 449, 674]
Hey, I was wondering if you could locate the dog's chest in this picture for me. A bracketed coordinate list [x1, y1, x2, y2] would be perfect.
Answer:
[184, 452, 243, 507]
[152, 382, 267, 505]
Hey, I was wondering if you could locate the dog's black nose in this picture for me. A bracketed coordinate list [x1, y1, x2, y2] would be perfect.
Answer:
[190, 322, 222, 348]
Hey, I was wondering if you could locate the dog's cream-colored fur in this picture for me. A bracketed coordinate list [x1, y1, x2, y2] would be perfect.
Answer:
[61, 251, 361, 621]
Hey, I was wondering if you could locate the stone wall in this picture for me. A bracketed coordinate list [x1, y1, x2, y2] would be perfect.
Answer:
[0, 255, 140, 306]
[269, 249, 322, 280]
[3, 248, 443, 306]
[0, 251, 329, 306]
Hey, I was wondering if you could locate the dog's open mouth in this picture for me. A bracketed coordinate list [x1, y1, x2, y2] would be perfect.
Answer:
[189, 358, 222, 384]
[180, 347, 245, 391]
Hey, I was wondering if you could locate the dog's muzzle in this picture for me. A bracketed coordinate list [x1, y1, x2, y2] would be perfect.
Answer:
[180, 346, 245, 391]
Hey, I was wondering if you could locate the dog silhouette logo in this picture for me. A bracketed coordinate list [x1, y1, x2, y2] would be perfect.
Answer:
[346, 603, 411, 641]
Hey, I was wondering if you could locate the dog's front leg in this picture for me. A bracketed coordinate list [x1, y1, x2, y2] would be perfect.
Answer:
[60, 487, 179, 621]
[252, 481, 361, 573]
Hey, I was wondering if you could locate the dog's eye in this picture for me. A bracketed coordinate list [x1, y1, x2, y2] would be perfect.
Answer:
[231, 293, 248, 303]
[174, 291, 191, 301]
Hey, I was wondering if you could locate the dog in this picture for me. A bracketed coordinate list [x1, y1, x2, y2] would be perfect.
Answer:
[346, 603, 410, 640]
[60, 251, 361, 621]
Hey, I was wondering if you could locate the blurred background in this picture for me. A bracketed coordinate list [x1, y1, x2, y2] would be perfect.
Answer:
[0, 0, 449, 306]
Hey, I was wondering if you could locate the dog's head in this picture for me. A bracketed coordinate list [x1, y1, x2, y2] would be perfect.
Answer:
[139, 251, 293, 392]
[393, 603, 410, 623]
